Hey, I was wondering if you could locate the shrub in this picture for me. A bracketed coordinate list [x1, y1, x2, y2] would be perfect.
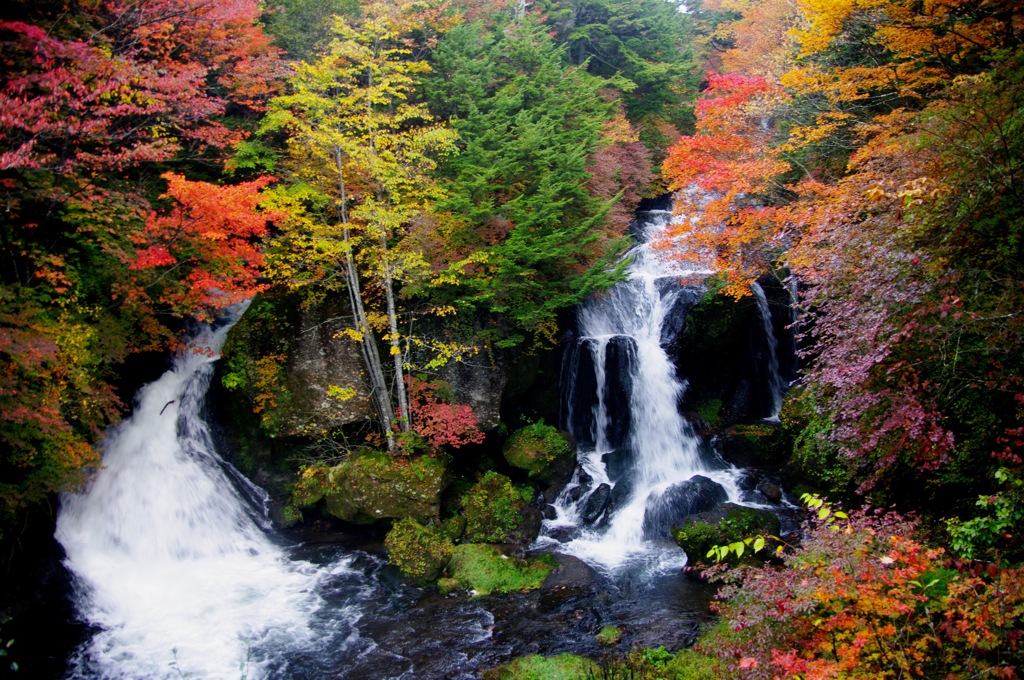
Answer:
[461, 472, 525, 543]
[701, 508, 1024, 678]
[384, 518, 454, 583]
[672, 505, 780, 566]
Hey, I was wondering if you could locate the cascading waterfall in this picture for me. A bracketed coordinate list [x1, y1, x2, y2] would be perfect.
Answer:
[56, 306, 358, 680]
[750, 281, 786, 421]
[540, 207, 744, 572]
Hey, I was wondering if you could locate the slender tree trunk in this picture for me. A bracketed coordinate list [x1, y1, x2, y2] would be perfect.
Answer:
[380, 233, 411, 433]
[334, 146, 396, 451]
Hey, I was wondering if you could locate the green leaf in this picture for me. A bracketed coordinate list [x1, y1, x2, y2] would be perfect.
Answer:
[753, 536, 766, 553]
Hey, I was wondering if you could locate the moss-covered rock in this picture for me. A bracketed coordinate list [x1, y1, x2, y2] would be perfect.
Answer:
[672, 503, 781, 566]
[482, 654, 597, 680]
[293, 452, 449, 525]
[597, 625, 622, 646]
[461, 471, 529, 543]
[502, 423, 574, 482]
[447, 544, 553, 596]
[384, 518, 454, 583]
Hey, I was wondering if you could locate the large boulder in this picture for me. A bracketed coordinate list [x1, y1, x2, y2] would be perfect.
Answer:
[642, 475, 728, 539]
[384, 519, 454, 583]
[279, 305, 373, 435]
[294, 452, 448, 525]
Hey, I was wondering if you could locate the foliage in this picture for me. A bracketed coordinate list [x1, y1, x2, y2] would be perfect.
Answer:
[460, 471, 526, 543]
[0, 0, 282, 518]
[672, 505, 780, 566]
[663, 0, 1024, 504]
[535, 0, 701, 155]
[701, 507, 1024, 678]
[502, 422, 573, 480]
[262, 0, 458, 447]
[660, 71, 790, 298]
[406, 376, 485, 450]
[947, 468, 1024, 563]
[128, 173, 280, 318]
[446, 544, 552, 596]
[384, 518, 454, 583]
[421, 16, 631, 344]
[481, 653, 597, 680]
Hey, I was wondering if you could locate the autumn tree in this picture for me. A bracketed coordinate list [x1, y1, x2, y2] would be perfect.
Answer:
[0, 0, 282, 520]
[262, 0, 458, 450]
[661, 0, 1024, 508]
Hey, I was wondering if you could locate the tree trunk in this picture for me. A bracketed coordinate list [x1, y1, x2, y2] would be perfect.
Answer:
[334, 146, 396, 451]
[380, 233, 411, 433]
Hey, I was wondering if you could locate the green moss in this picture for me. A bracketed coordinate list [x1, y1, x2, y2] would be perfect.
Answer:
[461, 472, 525, 543]
[672, 506, 780, 566]
[502, 423, 573, 481]
[597, 625, 622, 646]
[294, 451, 449, 525]
[384, 519, 454, 583]
[481, 654, 597, 680]
[694, 399, 723, 427]
[447, 544, 552, 596]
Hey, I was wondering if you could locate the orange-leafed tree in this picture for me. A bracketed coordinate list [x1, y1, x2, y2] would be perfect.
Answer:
[660, 71, 790, 297]
[127, 172, 281, 319]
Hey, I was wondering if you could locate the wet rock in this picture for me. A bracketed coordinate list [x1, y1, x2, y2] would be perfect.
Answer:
[562, 341, 599, 448]
[756, 480, 783, 503]
[603, 337, 635, 449]
[642, 475, 728, 539]
[581, 483, 611, 524]
[602, 448, 632, 482]
[518, 505, 543, 546]
[433, 353, 508, 432]
[607, 477, 633, 512]
[546, 525, 581, 543]
[540, 504, 558, 520]
[540, 553, 596, 593]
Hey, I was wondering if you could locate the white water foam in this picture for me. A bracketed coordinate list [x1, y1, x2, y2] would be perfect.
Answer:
[751, 280, 786, 421]
[56, 308, 358, 679]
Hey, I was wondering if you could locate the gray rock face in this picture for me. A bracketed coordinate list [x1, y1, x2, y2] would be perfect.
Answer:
[432, 353, 508, 431]
[279, 302, 373, 436]
[642, 475, 728, 539]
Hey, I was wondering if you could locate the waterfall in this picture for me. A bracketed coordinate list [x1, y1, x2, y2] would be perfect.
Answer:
[750, 281, 786, 421]
[56, 306, 357, 680]
[541, 208, 743, 573]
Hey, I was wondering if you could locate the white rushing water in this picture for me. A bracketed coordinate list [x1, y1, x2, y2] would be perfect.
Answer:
[540, 208, 744, 573]
[751, 280, 786, 421]
[56, 307, 355, 679]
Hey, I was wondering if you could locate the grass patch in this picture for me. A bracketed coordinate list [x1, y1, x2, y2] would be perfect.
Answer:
[482, 654, 597, 680]
[448, 544, 552, 596]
